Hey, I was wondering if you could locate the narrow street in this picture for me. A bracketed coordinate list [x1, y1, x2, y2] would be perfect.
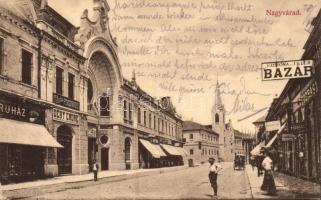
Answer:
[4, 163, 252, 199]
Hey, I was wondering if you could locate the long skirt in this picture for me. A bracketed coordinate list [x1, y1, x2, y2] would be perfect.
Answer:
[261, 170, 276, 194]
[208, 172, 217, 188]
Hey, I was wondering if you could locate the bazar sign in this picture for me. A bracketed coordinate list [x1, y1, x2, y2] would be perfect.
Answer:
[261, 60, 313, 81]
[265, 120, 281, 131]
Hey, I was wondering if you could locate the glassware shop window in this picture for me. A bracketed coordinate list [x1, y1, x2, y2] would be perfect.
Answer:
[21, 49, 32, 85]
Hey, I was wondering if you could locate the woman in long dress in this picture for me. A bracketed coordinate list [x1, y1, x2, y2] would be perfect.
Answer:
[261, 151, 277, 195]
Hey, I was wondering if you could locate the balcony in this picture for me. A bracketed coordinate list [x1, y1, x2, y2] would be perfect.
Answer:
[53, 93, 80, 110]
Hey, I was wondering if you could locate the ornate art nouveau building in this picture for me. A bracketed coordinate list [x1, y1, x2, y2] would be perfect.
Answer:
[0, 0, 185, 184]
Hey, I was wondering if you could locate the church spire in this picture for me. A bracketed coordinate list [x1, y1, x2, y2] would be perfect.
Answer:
[214, 78, 224, 111]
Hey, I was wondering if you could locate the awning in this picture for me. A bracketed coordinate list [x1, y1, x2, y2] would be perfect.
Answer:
[174, 146, 188, 157]
[266, 123, 287, 147]
[139, 139, 166, 158]
[160, 144, 182, 156]
[250, 141, 265, 156]
[0, 118, 63, 148]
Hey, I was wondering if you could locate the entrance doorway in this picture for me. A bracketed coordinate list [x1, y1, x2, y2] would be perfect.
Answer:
[57, 125, 73, 175]
[101, 148, 109, 170]
[88, 138, 97, 172]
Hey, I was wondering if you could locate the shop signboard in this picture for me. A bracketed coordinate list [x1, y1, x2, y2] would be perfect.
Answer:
[265, 120, 281, 131]
[298, 79, 318, 106]
[261, 60, 314, 81]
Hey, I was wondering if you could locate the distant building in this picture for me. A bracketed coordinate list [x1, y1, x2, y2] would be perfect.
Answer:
[182, 121, 219, 164]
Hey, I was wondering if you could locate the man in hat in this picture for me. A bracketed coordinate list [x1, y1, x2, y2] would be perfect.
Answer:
[208, 157, 223, 198]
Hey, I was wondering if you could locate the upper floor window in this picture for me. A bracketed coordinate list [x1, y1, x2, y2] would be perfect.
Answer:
[100, 94, 110, 116]
[21, 49, 32, 85]
[123, 100, 127, 120]
[154, 116, 156, 130]
[149, 113, 152, 128]
[189, 133, 193, 140]
[215, 113, 219, 124]
[129, 102, 132, 121]
[56, 67, 63, 95]
[143, 110, 147, 126]
[68, 73, 75, 99]
[0, 38, 4, 74]
[190, 149, 194, 155]
[137, 107, 141, 124]
[87, 79, 93, 102]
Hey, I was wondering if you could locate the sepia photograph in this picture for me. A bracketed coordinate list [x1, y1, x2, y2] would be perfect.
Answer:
[0, 0, 320, 199]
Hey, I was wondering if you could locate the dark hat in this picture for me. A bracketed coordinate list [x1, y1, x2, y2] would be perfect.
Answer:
[208, 157, 215, 162]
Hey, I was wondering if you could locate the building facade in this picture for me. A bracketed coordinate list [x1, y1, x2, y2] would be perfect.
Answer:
[0, 0, 185, 184]
[182, 121, 219, 164]
[262, 9, 321, 183]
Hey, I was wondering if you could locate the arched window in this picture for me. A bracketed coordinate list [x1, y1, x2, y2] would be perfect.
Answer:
[100, 94, 110, 116]
[215, 113, 219, 124]
[298, 110, 303, 122]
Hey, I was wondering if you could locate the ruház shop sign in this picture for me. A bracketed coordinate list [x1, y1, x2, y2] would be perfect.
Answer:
[0, 98, 45, 124]
[261, 60, 314, 81]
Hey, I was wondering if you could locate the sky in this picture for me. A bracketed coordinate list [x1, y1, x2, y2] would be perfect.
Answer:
[49, 0, 321, 133]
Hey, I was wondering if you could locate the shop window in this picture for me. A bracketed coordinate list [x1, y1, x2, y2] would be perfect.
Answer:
[56, 67, 63, 95]
[21, 49, 32, 85]
[68, 73, 75, 99]
[137, 107, 141, 124]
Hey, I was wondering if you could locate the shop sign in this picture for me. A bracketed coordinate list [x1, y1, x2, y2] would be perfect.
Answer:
[261, 60, 313, 81]
[53, 93, 80, 110]
[0, 99, 44, 124]
[298, 80, 318, 105]
[265, 120, 281, 131]
[53, 108, 79, 125]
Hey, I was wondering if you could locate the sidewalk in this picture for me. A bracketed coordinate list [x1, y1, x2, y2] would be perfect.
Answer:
[245, 165, 321, 199]
[0, 165, 188, 192]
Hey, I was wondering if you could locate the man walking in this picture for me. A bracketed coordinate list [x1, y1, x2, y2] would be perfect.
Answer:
[92, 160, 99, 181]
[208, 158, 223, 198]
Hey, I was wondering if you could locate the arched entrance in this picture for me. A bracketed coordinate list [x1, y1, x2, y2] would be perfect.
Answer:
[125, 137, 131, 169]
[57, 125, 73, 175]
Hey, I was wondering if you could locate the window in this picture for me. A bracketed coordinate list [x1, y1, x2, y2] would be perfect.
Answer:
[137, 107, 141, 124]
[128, 102, 132, 121]
[189, 133, 193, 140]
[149, 113, 152, 128]
[21, 49, 32, 84]
[56, 67, 63, 95]
[0, 38, 4, 74]
[165, 121, 167, 133]
[190, 149, 194, 155]
[158, 118, 160, 131]
[123, 100, 127, 120]
[154, 116, 156, 130]
[100, 95, 110, 116]
[161, 120, 164, 132]
[68, 73, 75, 99]
[143, 110, 147, 126]
[87, 79, 93, 102]
[215, 113, 219, 124]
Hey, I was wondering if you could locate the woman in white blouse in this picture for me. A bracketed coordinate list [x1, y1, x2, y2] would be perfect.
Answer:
[260, 150, 277, 195]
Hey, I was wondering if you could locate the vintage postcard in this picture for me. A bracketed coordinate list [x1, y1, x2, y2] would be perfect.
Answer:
[0, 0, 320, 199]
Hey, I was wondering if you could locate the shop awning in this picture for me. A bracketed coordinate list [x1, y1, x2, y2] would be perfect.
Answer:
[174, 146, 188, 157]
[160, 144, 182, 156]
[139, 139, 166, 158]
[250, 141, 265, 156]
[266, 123, 287, 148]
[0, 118, 63, 148]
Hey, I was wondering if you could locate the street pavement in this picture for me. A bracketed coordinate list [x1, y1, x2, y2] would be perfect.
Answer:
[2, 162, 252, 199]
[2, 163, 320, 199]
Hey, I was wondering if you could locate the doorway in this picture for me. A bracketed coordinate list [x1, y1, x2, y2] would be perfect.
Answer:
[101, 148, 109, 170]
[57, 125, 73, 175]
